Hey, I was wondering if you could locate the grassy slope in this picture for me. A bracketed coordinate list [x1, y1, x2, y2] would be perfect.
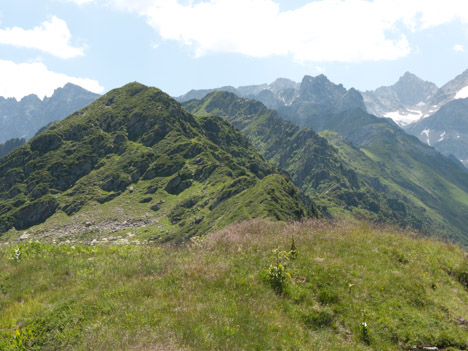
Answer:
[0, 220, 467, 350]
[319, 131, 462, 243]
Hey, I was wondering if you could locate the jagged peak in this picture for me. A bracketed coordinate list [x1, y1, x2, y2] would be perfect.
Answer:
[19, 94, 42, 103]
[398, 72, 419, 83]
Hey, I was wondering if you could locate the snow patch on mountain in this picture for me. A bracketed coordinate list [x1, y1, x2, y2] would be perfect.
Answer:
[385, 109, 424, 126]
[421, 129, 431, 145]
[455, 86, 468, 99]
[438, 131, 446, 142]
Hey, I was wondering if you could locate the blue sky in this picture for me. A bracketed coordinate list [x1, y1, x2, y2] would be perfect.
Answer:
[1, 0, 468, 99]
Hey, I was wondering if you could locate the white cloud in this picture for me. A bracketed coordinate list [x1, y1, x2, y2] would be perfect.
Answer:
[105, 0, 468, 63]
[0, 16, 84, 59]
[454, 44, 465, 52]
[0, 59, 104, 100]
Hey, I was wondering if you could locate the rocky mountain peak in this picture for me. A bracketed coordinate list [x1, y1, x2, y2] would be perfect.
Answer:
[269, 78, 299, 93]
[0, 82, 100, 143]
[392, 72, 438, 105]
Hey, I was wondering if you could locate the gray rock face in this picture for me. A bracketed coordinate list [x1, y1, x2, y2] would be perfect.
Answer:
[362, 72, 438, 124]
[405, 98, 468, 168]
[275, 75, 367, 128]
[428, 69, 468, 107]
[393, 72, 438, 106]
[0, 83, 100, 143]
[176, 78, 299, 109]
[362, 69, 468, 128]
[13, 197, 59, 230]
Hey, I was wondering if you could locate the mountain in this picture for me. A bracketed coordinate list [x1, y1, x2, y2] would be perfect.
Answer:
[182, 91, 468, 245]
[177, 78, 300, 109]
[0, 137, 25, 158]
[276, 75, 366, 127]
[177, 75, 364, 117]
[284, 102, 468, 245]
[428, 68, 468, 107]
[363, 69, 468, 127]
[0, 83, 311, 242]
[362, 72, 439, 125]
[405, 98, 468, 168]
[0, 83, 100, 143]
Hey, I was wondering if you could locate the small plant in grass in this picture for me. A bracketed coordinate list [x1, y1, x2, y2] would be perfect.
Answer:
[10, 246, 22, 262]
[12, 329, 33, 350]
[267, 249, 291, 294]
[289, 238, 298, 260]
[360, 322, 370, 345]
[190, 235, 205, 247]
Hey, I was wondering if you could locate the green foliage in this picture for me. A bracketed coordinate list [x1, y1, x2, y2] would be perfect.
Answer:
[10, 246, 22, 262]
[11, 329, 34, 350]
[266, 248, 291, 294]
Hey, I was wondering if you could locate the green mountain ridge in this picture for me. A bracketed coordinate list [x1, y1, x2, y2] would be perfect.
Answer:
[0, 83, 310, 242]
[184, 92, 468, 247]
[286, 106, 468, 246]
[184, 92, 436, 234]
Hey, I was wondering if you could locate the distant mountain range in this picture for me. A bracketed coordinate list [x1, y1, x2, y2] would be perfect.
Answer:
[177, 77, 300, 109]
[362, 69, 468, 126]
[178, 70, 468, 168]
[363, 70, 468, 166]
[0, 83, 100, 144]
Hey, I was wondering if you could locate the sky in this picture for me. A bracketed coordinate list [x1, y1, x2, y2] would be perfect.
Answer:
[1, 0, 468, 100]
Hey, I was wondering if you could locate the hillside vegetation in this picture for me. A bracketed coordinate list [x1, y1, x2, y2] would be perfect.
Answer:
[0, 83, 311, 243]
[0, 220, 467, 350]
[183, 92, 468, 247]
